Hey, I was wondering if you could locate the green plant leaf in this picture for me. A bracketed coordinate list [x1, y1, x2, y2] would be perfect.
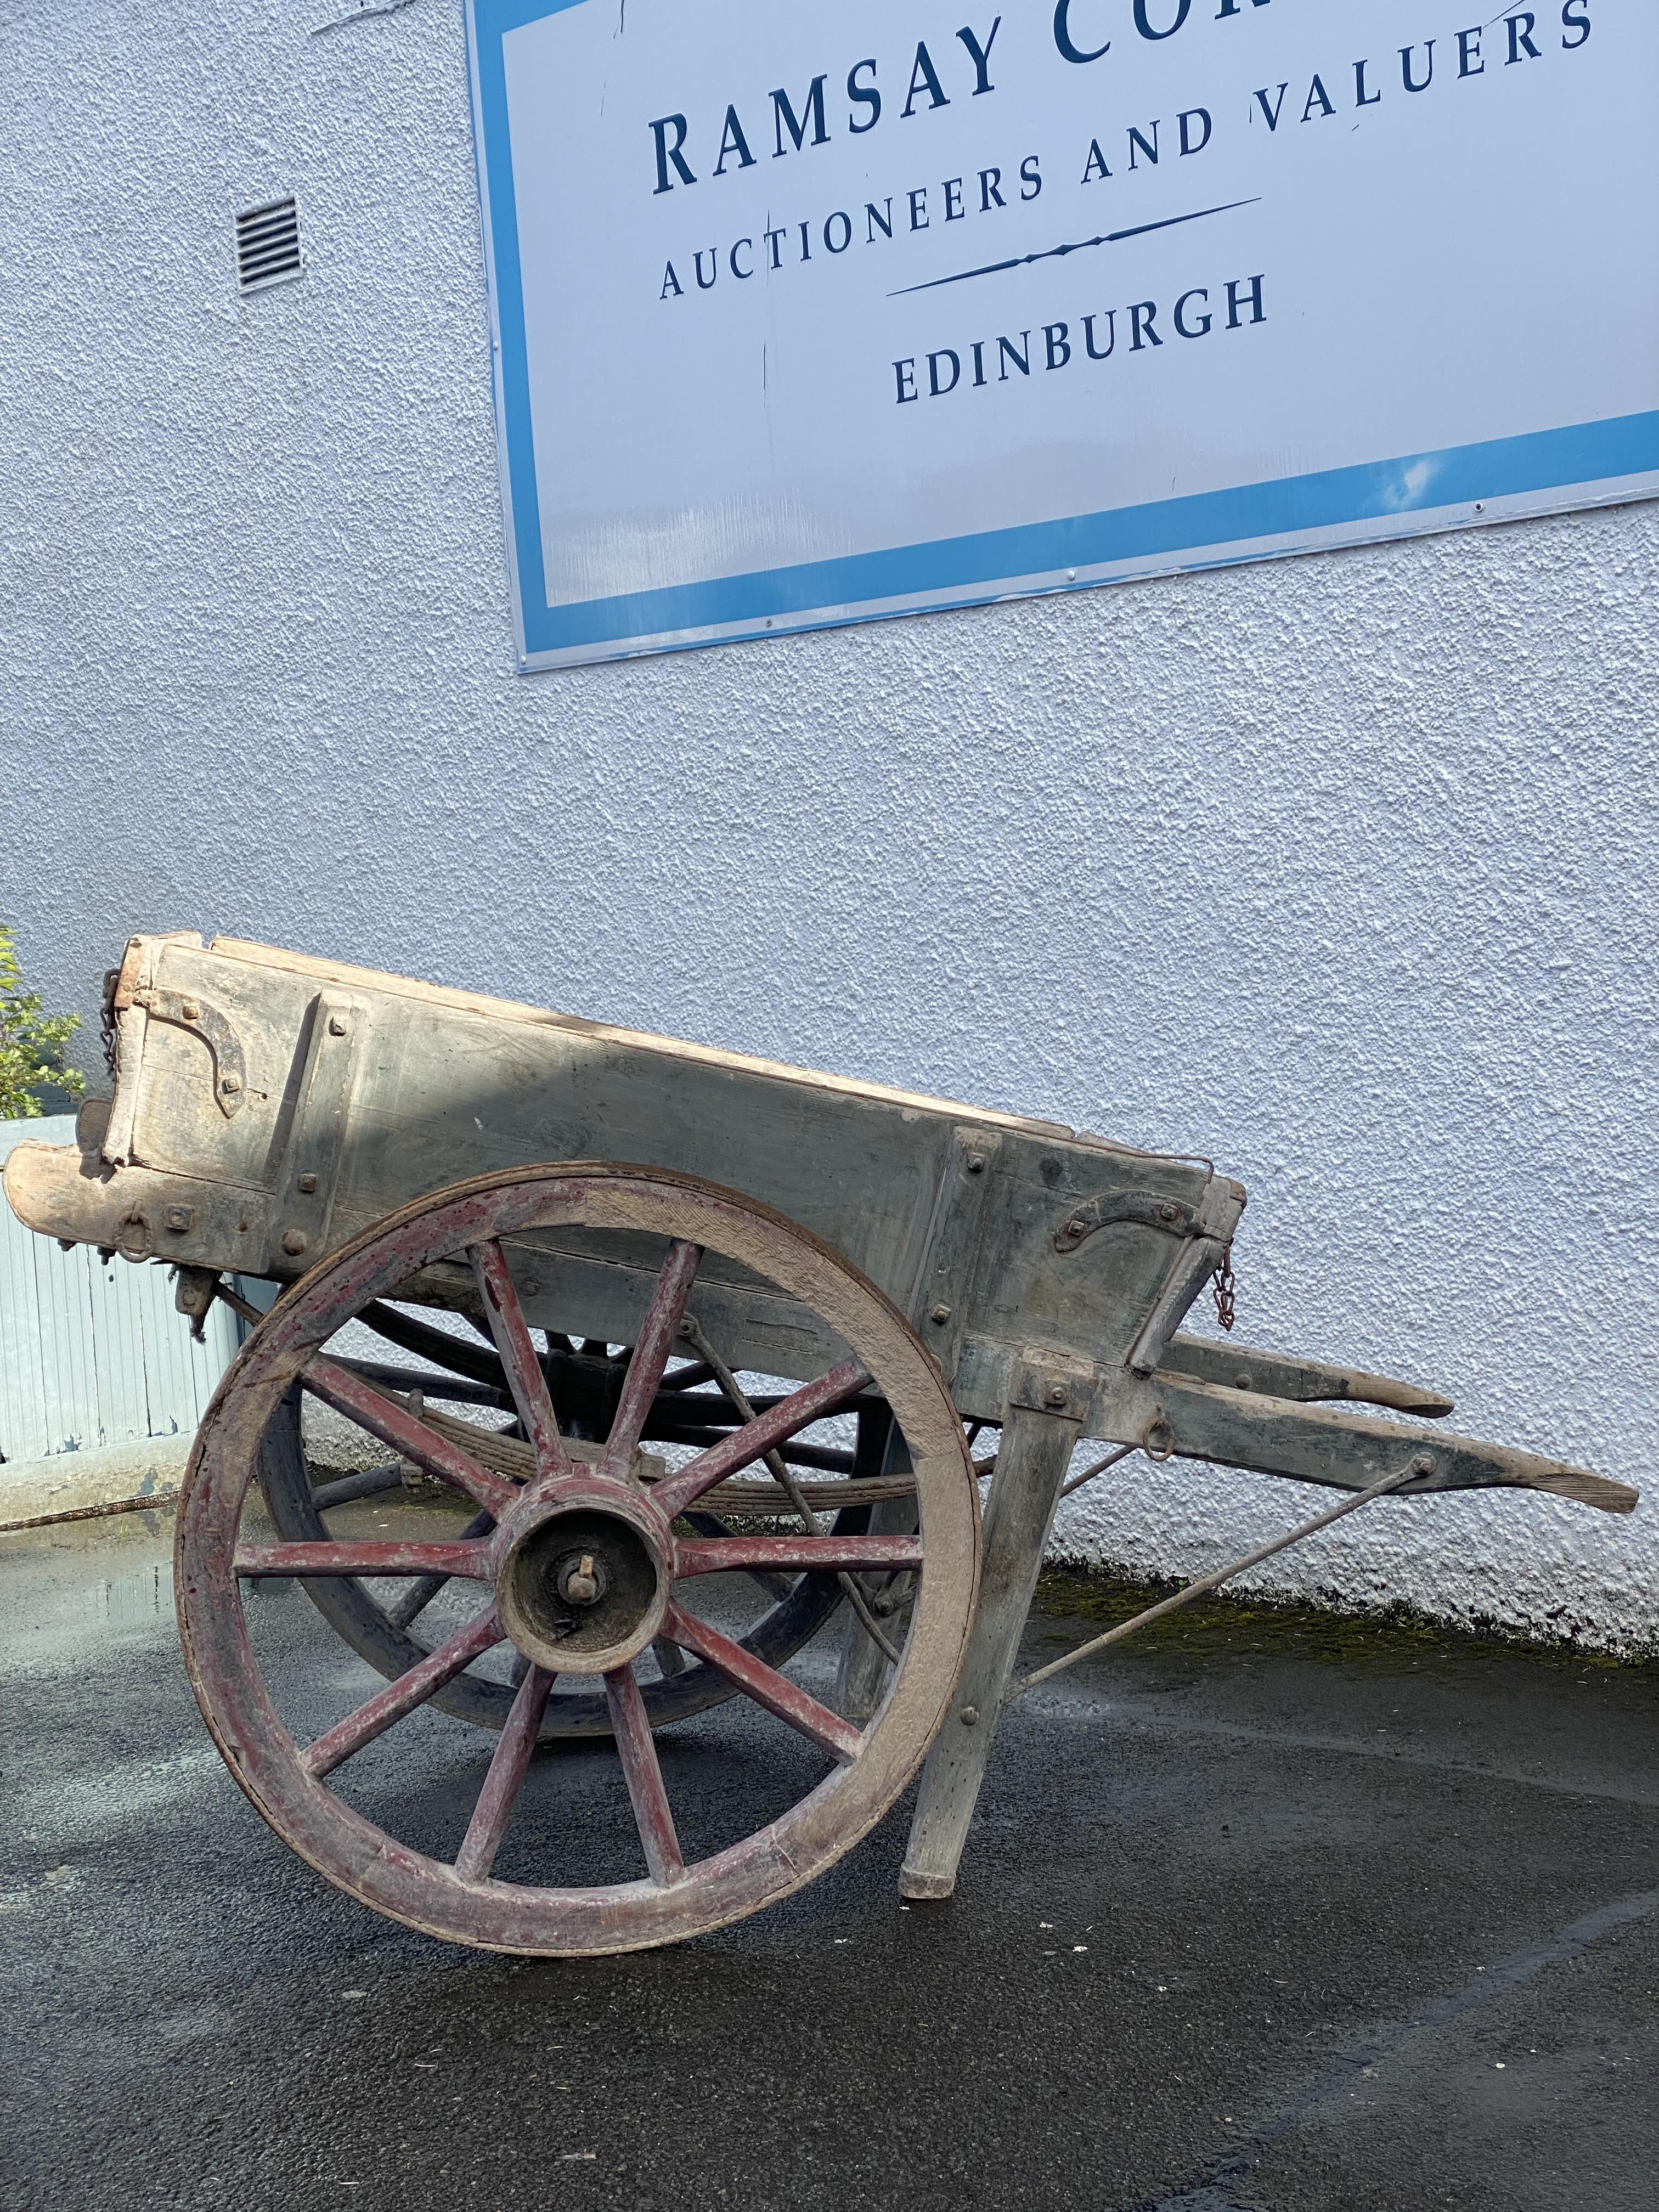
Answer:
[0, 926, 86, 1119]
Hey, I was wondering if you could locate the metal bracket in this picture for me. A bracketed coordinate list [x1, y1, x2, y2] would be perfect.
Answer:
[1006, 1350, 1099, 1425]
[132, 987, 249, 1119]
[173, 1265, 221, 1322]
[173, 1265, 224, 1342]
[269, 995, 364, 1270]
[1053, 1188, 1200, 1254]
[907, 1127, 1003, 1383]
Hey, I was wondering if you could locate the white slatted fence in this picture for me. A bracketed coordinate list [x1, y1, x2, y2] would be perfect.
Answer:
[0, 1116, 242, 1465]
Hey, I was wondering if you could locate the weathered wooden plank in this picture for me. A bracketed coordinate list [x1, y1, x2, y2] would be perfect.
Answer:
[202, 933, 1081, 1142]
[1103, 1372, 1639, 1514]
[1156, 1333, 1455, 1419]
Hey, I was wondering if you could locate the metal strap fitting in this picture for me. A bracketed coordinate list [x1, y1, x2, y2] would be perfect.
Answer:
[1054, 1190, 1199, 1255]
[134, 989, 249, 1119]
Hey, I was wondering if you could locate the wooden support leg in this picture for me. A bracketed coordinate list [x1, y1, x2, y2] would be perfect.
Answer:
[900, 1388, 1082, 1900]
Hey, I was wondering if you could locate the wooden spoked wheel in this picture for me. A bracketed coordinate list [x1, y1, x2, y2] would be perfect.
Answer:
[251, 1305, 893, 1742]
[176, 1165, 979, 1954]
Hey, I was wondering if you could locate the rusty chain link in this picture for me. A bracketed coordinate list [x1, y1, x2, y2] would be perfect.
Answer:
[1212, 1242, 1238, 1333]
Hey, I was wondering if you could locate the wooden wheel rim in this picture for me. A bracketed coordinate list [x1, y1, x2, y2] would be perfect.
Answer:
[176, 1164, 979, 1955]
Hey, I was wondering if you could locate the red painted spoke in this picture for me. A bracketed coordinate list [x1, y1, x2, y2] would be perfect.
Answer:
[661, 1602, 863, 1764]
[302, 1355, 516, 1517]
[604, 1664, 684, 1886]
[599, 1240, 703, 1483]
[469, 1240, 570, 1480]
[303, 1607, 505, 1780]
[652, 1360, 872, 1521]
[674, 1534, 923, 1578]
[386, 1505, 496, 1629]
[455, 1662, 555, 1883]
[235, 1539, 494, 1580]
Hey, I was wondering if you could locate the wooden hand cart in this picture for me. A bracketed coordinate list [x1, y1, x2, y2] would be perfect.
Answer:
[3, 933, 1637, 1955]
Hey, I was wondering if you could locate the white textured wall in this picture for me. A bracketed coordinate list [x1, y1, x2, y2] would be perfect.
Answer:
[4, 3, 1655, 1649]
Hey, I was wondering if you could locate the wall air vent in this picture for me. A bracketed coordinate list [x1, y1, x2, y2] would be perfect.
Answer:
[235, 197, 302, 295]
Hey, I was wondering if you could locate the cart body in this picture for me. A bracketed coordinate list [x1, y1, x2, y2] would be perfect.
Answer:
[6, 932, 1627, 1514]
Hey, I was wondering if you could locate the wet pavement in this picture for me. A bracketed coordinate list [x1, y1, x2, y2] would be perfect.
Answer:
[3, 1507, 1655, 2212]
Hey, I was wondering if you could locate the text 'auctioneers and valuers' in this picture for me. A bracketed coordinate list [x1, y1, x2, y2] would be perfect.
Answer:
[642, 0, 1594, 407]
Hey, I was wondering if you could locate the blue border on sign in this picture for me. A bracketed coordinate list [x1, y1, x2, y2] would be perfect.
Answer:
[467, 0, 1659, 667]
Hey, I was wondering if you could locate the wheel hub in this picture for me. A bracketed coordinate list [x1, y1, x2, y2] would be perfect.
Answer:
[495, 1494, 668, 1674]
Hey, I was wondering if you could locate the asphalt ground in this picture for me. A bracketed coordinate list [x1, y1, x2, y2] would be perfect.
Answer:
[2, 1506, 1655, 2212]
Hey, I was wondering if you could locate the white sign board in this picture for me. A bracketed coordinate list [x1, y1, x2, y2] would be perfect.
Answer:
[466, 1, 1659, 669]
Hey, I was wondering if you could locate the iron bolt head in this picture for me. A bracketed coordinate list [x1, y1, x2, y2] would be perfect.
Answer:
[1065, 1217, 1087, 1238]
[164, 1205, 194, 1234]
[960, 1706, 979, 1727]
[558, 1552, 606, 1608]
[1158, 1201, 1179, 1223]
[280, 1228, 309, 1257]
[965, 1152, 986, 1175]
[219, 1073, 241, 1094]
[1235, 1372, 1252, 1391]
[930, 1303, 952, 1325]
[181, 1000, 200, 1021]
[328, 1015, 348, 1037]
[1046, 1383, 1069, 1408]
[1411, 1452, 1435, 1477]
[296, 1172, 318, 1195]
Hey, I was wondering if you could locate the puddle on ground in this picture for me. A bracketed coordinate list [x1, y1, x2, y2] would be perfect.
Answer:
[0, 1513, 178, 1645]
[82, 1555, 174, 1628]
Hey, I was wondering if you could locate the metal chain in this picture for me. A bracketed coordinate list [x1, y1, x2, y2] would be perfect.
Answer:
[99, 968, 121, 1085]
[1212, 1243, 1238, 1333]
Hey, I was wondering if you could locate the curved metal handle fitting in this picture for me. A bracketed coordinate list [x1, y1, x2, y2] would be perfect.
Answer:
[1054, 1190, 1199, 1254]
[134, 989, 249, 1119]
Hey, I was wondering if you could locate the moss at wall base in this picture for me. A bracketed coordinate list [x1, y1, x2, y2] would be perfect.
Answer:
[1033, 1564, 1659, 1676]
